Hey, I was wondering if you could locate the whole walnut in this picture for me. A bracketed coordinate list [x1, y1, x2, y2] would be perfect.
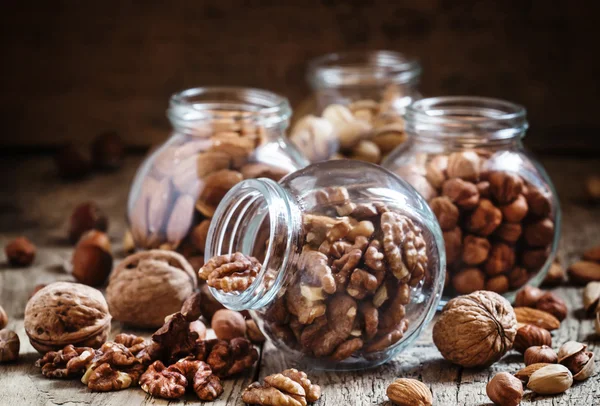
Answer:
[106, 250, 197, 328]
[433, 290, 517, 368]
[24, 282, 111, 354]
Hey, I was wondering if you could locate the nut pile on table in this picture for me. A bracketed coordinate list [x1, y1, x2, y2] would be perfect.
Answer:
[200, 186, 430, 361]
[396, 151, 556, 296]
[290, 87, 406, 163]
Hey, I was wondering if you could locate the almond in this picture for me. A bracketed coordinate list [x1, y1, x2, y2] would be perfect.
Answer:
[515, 362, 552, 383]
[514, 307, 560, 331]
[386, 378, 432, 406]
[568, 261, 600, 285]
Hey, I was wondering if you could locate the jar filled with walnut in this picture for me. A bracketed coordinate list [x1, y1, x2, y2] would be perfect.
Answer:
[383, 96, 561, 302]
[203, 160, 445, 370]
[127, 87, 308, 252]
[289, 51, 421, 164]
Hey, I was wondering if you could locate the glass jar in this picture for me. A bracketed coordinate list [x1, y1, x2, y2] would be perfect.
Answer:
[289, 50, 421, 164]
[383, 97, 561, 303]
[127, 87, 309, 255]
[203, 160, 445, 370]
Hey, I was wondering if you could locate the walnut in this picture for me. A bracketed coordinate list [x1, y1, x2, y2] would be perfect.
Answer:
[299, 250, 336, 294]
[106, 250, 197, 328]
[199, 283, 225, 321]
[25, 282, 111, 354]
[168, 357, 224, 401]
[442, 178, 480, 209]
[286, 282, 326, 325]
[140, 360, 187, 399]
[363, 319, 408, 353]
[364, 239, 385, 272]
[462, 235, 491, 265]
[433, 290, 517, 367]
[198, 252, 261, 292]
[331, 248, 363, 291]
[114, 334, 147, 356]
[151, 312, 199, 364]
[359, 302, 379, 340]
[203, 337, 258, 378]
[446, 151, 480, 181]
[327, 294, 357, 338]
[429, 196, 459, 231]
[36, 345, 95, 378]
[242, 368, 321, 406]
[86, 363, 135, 392]
[488, 171, 523, 204]
[467, 199, 502, 236]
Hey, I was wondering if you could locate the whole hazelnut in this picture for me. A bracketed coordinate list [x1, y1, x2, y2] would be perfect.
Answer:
[429, 197, 459, 231]
[476, 181, 490, 198]
[446, 151, 481, 181]
[508, 267, 529, 290]
[190, 220, 211, 253]
[467, 199, 502, 236]
[199, 284, 225, 321]
[425, 155, 448, 188]
[0, 329, 20, 363]
[514, 285, 544, 307]
[72, 230, 113, 287]
[68, 202, 109, 243]
[246, 319, 266, 343]
[535, 292, 567, 321]
[442, 178, 480, 209]
[494, 223, 522, 243]
[525, 345, 558, 365]
[405, 174, 438, 202]
[484, 243, 515, 276]
[211, 309, 246, 341]
[54, 144, 92, 180]
[584, 175, 600, 202]
[452, 268, 485, 295]
[488, 171, 523, 205]
[521, 248, 550, 270]
[0, 306, 7, 329]
[462, 235, 491, 265]
[189, 320, 207, 341]
[485, 275, 509, 294]
[486, 372, 523, 406]
[91, 131, 124, 170]
[524, 187, 552, 217]
[500, 194, 528, 223]
[443, 227, 462, 265]
[5, 236, 36, 267]
[513, 324, 552, 354]
[524, 218, 555, 247]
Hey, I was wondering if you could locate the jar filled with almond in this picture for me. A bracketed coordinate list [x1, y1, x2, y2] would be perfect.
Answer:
[127, 87, 308, 252]
[289, 51, 421, 164]
[200, 160, 444, 370]
[383, 96, 561, 302]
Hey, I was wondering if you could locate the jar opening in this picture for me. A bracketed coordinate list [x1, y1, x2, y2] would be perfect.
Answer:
[405, 96, 529, 143]
[168, 87, 292, 131]
[205, 178, 300, 310]
[308, 50, 421, 89]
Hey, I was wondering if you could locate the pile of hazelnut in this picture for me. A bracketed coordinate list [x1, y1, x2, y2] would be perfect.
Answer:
[199, 185, 431, 362]
[396, 150, 556, 297]
[290, 85, 406, 164]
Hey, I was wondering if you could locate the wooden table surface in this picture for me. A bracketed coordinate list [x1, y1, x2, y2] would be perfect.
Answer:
[0, 154, 599, 406]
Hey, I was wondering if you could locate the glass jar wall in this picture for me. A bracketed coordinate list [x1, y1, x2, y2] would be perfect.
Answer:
[383, 97, 561, 303]
[203, 160, 445, 370]
[289, 50, 421, 164]
[127, 87, 308, 257]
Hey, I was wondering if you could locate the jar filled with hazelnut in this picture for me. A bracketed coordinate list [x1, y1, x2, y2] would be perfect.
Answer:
[127, 87, 308, 252]
[200, 160, 445, 370]
[383, 96, 561, 303]
[289, 50, 421, 164]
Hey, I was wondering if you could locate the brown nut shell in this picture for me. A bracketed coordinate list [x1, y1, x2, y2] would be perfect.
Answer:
[524, 345, 558, 365]
[486, 372, 523, 406]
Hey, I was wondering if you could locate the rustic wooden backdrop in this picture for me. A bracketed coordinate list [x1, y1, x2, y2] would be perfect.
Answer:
[0, 1, 598, 152]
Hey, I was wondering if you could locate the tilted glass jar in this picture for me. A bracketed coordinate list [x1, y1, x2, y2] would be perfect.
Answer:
[127, 87, 308, 254]
[203, 160, 444, 370]
[383, 97, 561, 303]
[289, 50, 421, 164]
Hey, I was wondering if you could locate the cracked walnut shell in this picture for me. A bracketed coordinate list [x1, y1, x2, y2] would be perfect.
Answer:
[433, 290, 517, 368]
[106, 250, 197, 328]
[25, 282, 111, 354]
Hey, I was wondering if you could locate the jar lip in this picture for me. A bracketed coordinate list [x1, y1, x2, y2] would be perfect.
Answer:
[307, 50, 421, 88]
[168, 87, 292, 129]
[405, 96, 529, 141]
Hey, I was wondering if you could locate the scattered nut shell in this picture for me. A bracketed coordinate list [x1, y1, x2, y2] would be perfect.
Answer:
[386, 378, 432, 406]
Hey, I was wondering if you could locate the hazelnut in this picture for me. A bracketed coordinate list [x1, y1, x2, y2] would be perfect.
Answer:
[29, 284, 47, 299]
[484, 243, 515, 276]
[190, 220, 211, 253]
[246, 319, 266, 343]
[514, 285, 544, 307]
[524, 218, 555, 247]
[425, 155, 448, 188]
[508, 267, 529, 290]
[499, 194, 528, 223]
[91, 131, 124, 170]
[199, 283, 225, 321]
[0, 329, 20, 363]
[446, 151, 480, 181]
[0, 306, 7, 329]
[521, 248, 550, 270]
[4, 236, 36, 267]
[535, 292, 567, 321]
[467, 199, 502, 236]
[524, 345, 558, 365]
[462, 235, 491, 265]
[68, 202, 109, 243]
[429, 197, 459, 231]
[350, 140, 381, 163]
[542, 260, 564, 287]
[405, 174, 438, 202]
[488, 171, 523, 205]
[452, 268, 485, 295]
[443, 227, 462, 265]
[211, 309, 246, 341]
[54, 144, 92, 179]
[476, 181, 490, 198]
[442, 178, 480, 209]
[513, 324, 552, 354]
[585, 175, 600, 202]
[189, 320, 207, 340]
[493, 223, 522, 243]
[524, 187, 552, 217]
[71, 230, 113, 287]
[485, 275, 509, 294]
[486, 372, 523, 406]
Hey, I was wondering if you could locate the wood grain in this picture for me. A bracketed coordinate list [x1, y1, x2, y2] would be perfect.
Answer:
[0, 154, 599, 405]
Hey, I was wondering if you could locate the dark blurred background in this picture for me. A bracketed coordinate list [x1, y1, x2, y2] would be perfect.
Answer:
[1, 1, 598, 153]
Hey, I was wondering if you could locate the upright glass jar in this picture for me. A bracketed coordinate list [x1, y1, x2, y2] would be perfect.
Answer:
[383, 97, 561, 302]
[290, 50, 421, 164]
[202, 160, 445, 370]
[127, 87, 308, 255]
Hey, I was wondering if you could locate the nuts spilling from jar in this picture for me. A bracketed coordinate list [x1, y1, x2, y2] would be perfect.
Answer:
[242, 368, 321, 406]
[395, 151, 556, 295]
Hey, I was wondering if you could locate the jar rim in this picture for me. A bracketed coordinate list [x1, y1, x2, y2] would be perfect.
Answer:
[168, 87, 292, 129]
[307, 50, 421, 88]
[405, 96, 529, 141]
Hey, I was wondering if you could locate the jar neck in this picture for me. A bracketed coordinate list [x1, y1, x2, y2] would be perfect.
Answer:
[205, 179, 302, 311]
[167, 87, 292, 136]
[404, 96, 528, 149]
